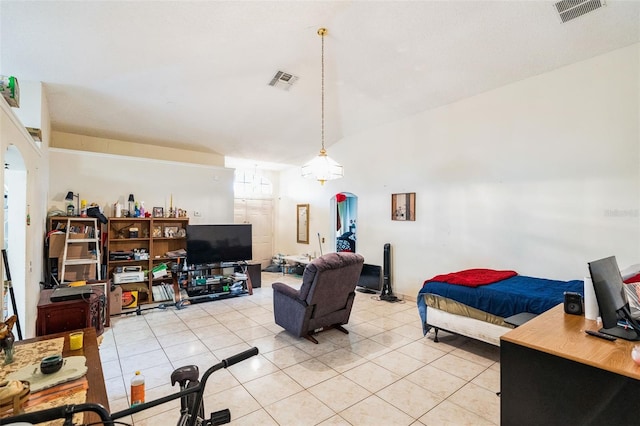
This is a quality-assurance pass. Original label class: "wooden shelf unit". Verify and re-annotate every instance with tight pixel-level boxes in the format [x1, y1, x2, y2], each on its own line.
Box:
[106, 217, 188, 306]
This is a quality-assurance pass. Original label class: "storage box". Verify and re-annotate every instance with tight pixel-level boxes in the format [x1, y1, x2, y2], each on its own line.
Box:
[68, 232, 90, 239]
[129, 228, 139, 238]
[152, 263, 168, 279]
[109, 285, 123, 315]
[56, 260, 97, 282]
[122, 290, 139, 308]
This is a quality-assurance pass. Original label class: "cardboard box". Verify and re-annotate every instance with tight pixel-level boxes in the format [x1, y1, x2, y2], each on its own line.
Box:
[49, 233, 92, 257]
[50, 233, 97, 281]
[109, 285, 123, 315]
[57, 260, 97, 281]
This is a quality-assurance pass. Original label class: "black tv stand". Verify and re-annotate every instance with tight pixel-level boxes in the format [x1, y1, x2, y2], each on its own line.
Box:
[172, 261, 253, 305]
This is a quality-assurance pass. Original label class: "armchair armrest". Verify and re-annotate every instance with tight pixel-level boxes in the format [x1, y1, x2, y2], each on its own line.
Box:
[272, 282, 301, 300]
[273, 282, 311, 337]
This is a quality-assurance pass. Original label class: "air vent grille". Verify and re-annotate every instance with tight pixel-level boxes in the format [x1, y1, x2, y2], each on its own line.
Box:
[268, 71, 298, 91]
[555, 0, 605, 23]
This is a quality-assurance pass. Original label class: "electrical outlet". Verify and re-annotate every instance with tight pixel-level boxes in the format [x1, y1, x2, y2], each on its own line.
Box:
[194, 211, 201, 217]
[322, 237, 325, 243]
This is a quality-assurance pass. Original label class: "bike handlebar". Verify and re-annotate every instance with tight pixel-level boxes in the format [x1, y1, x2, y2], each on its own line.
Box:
[222, 346, 259, 368]
[1, 402, 111, 424]
[1, 347, 260, 426]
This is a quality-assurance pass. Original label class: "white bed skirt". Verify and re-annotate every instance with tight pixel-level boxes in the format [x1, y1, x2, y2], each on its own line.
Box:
[426, 306, 512, 346]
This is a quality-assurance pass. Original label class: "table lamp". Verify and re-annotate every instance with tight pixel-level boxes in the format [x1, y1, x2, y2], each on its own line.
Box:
[65, 191, 79, 216]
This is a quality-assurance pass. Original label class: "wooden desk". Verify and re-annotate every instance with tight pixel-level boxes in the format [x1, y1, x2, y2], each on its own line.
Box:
[2, 328, 109, 424]
[500, 304, 640, 425]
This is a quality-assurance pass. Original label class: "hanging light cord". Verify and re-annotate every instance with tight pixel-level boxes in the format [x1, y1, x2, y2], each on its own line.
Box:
[320, 28, 326, 154]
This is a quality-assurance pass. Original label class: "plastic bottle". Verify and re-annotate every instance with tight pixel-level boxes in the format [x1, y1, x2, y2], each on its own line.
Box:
[139, 201, 145, 217]
[130, 371, 145, 406]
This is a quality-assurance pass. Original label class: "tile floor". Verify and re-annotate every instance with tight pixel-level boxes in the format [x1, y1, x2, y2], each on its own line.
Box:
[100, 272, 501, 425]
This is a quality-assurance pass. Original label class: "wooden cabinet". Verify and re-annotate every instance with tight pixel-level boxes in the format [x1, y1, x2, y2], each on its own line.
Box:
[106, 217, 188, 306]
[246, 262, 262, 288]
[36, 288, 105, 336]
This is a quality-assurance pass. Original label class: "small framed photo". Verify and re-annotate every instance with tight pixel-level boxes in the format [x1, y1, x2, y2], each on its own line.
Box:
[152, 225, 163, 238]
[392, 192, 416, 221]
[153, 207, 164, 218]
[164, 226, 178, 238]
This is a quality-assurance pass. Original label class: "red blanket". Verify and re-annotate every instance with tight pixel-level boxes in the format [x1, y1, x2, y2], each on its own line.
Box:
[425, 268, 518, 288]
[624, 272, 640, 284]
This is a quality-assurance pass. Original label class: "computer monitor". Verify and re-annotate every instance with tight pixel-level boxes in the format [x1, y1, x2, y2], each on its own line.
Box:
[356, 264, 382, 294]
[588, 255, 640, 341]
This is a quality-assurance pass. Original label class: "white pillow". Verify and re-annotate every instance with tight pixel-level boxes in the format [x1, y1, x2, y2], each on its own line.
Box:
[620, 263, 640, 280]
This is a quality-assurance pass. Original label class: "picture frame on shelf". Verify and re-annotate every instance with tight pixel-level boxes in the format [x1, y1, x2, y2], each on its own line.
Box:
[176, 228, 186, 238]
[164, 226, 178, 238]
[152, 225, 163, 238]
[153, 207, 164, 218]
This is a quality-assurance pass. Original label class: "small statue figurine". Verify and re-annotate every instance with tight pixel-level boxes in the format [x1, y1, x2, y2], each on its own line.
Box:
[0, 315, 17, 364]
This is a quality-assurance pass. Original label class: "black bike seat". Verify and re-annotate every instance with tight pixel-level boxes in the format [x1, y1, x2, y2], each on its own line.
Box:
[171, 365, 199, 385]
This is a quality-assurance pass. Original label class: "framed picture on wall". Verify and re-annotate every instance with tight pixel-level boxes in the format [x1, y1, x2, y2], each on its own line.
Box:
[153, 207, 164, 218]
[391, 193, 416, 221]
[297, 204, 309, 244]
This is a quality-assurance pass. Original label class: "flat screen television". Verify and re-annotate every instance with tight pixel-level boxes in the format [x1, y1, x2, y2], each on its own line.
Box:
[186, 224, 252, 265]
[357, 264, 382, 294]
[588, 255, 640, 341]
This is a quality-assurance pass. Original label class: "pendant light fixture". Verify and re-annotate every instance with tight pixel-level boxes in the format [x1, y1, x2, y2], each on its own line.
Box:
[301, 27, 344, 185]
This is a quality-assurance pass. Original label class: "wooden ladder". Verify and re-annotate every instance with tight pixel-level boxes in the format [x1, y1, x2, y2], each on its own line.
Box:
[60, 217, 102, 283]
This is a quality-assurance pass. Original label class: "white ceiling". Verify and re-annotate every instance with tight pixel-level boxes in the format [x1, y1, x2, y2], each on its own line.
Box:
[1, 1, 639, 169]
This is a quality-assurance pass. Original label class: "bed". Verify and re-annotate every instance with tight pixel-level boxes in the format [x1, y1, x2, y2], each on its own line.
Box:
[417, 268, 584, 346]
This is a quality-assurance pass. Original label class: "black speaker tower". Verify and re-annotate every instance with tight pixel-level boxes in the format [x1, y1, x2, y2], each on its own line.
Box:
[380, 243, 398, 302]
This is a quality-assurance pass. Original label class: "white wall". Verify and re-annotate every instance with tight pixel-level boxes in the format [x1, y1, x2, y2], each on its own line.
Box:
[0, 82, 50, 338]
[277, 43, 640, 300]
[49, 149, 235, 224]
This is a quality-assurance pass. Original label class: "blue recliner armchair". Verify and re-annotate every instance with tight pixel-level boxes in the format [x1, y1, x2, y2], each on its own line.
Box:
[272, 252, 364, 343]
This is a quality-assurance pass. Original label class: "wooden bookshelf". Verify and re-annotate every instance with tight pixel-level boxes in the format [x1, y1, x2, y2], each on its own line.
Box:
[106, 217, 188, 307]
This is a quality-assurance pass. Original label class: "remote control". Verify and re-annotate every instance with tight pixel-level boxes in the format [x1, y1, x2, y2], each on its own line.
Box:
[585, 329, 617, 341]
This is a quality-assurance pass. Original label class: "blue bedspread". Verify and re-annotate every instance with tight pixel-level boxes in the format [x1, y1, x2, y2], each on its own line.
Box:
[417, 275, 583, 335]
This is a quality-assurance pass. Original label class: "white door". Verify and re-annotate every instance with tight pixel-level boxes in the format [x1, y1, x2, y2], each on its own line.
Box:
[234, 198, 273, 268]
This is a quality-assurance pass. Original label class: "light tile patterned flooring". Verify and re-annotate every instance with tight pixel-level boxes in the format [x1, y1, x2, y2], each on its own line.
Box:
[100, 272, 500, 425]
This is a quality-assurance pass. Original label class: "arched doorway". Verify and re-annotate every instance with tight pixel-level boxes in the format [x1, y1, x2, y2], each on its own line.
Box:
[4, 145, 27, 338]
[332, 192, 357, 253]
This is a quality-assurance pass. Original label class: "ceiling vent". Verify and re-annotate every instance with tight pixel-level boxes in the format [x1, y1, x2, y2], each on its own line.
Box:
[554, 0, 606, 23]
[268, 71, 298, 91]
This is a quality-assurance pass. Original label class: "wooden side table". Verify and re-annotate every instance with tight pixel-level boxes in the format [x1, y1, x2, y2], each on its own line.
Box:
[36, 288, 105, 337]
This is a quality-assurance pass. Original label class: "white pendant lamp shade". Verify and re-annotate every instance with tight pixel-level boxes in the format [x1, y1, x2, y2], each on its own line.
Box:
[301, 148, 344, 185]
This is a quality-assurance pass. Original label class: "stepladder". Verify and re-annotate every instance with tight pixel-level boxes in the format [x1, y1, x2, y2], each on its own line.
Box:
[60, 218, 102, 283]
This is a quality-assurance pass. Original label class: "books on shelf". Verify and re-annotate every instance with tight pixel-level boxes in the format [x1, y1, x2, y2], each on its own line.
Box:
[152, 283, 175, 301]
[54, 222, 98, 238]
